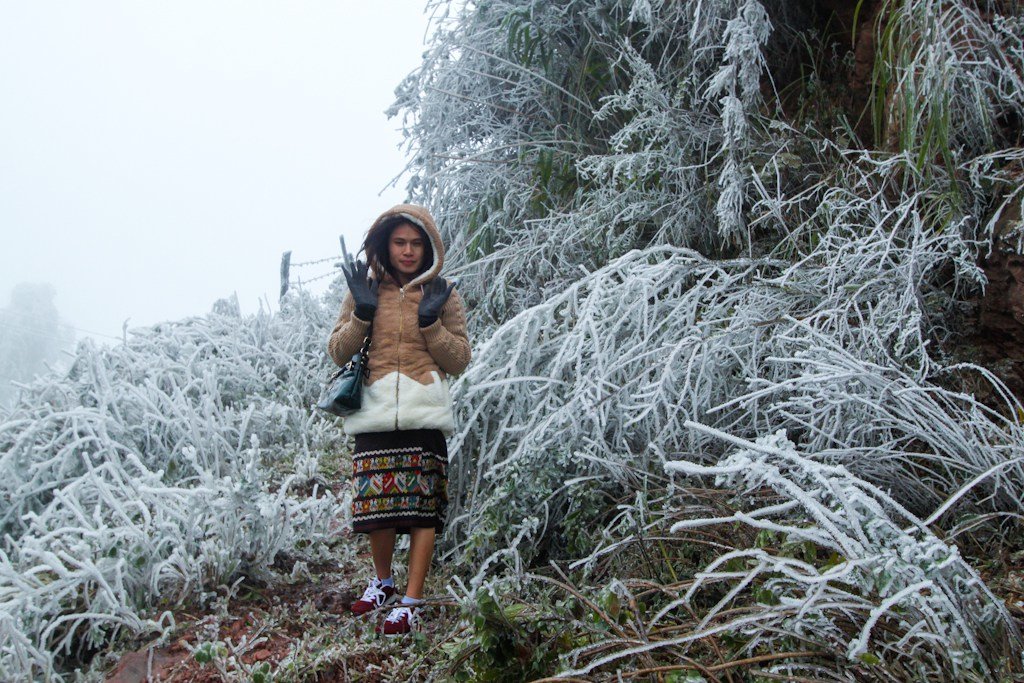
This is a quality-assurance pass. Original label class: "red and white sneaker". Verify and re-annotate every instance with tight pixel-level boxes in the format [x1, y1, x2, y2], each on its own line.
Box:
[378, 605, 419, 636]
[351, 578, 396, 615]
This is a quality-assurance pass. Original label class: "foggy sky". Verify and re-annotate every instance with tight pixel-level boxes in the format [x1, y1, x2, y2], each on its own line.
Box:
[0, 1, 430, 345]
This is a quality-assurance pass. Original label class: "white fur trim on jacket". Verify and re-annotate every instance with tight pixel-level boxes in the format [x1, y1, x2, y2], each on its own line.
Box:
[343, 371, 456, 436]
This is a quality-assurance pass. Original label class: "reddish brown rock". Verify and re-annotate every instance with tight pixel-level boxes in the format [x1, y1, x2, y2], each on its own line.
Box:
[981, 246, 1024, 334]
[959, 202, 1024, 403]
[106, 647, 179, 683]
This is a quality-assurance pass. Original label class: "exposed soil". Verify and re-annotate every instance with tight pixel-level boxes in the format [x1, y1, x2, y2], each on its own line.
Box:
[815, 0, 883, 143]
[956, 203, 1024, 404]
[103, 555, 357, 683]
[100, 531, 464, 683]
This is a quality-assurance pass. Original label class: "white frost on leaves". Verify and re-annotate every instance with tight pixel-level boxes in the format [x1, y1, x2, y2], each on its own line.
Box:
[393, 0, 1024, 677]
[661, 423, 1022, 679]
[705, 0, 771, 240]
[0, 290, 347, 680]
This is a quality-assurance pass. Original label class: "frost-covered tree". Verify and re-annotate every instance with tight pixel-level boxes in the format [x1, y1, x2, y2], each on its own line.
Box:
[390, 0, 1024, 677]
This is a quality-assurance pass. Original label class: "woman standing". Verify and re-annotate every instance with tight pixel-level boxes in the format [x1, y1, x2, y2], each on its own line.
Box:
[327, 204, 471, 635]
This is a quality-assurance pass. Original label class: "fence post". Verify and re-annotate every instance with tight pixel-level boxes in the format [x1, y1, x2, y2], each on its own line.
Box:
[280, 251, 292, 301]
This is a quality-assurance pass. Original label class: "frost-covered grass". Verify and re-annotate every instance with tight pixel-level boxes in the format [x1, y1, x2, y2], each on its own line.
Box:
[445, 426, 1022, 680]
[658, 424, 1022, 680]
[0, 291, 348, 680]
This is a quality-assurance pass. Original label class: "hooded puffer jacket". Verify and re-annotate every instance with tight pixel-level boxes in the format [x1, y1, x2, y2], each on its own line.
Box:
[327, 204, 471, 436]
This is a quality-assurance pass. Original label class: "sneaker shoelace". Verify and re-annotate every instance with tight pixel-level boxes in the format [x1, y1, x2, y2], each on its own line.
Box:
[385, 606, 414, 624]
[359, 579, 386, 605]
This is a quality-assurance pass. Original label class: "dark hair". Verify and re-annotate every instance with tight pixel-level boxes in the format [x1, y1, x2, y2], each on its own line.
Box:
[363, 217, 434, 283]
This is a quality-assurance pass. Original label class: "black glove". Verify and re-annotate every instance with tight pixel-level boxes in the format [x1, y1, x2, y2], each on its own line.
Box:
[418, 277, 455, 328]
[341, 259, 379, 322]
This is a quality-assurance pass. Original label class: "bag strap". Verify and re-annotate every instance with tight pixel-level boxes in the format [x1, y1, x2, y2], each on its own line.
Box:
[357, 324, 372, 377]
[359, 324, 372, 357]
[328, 324, 373, 380]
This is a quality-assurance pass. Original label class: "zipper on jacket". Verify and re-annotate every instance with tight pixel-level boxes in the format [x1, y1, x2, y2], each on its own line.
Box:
[395, 286, 404, 430]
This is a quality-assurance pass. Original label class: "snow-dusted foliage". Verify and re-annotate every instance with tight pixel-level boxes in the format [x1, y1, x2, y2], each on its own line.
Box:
[0, 290, 346, 680]
[662, 425, 1021, 680]
[392, 0, 786, 318]
[447, 238, 1024, 559]
[872, 0, 1024, 161]
[552, 424, 1022, 679]
[392, 0, 1024, 676]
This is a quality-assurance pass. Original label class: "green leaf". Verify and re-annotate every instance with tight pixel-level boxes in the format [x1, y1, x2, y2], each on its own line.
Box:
[755, 588, 779, 605]
[503, 603, 527, 620]
[193, 641, 217, 664]
[859, 652, 881, 665]
[601, 591, 621, 620]
[251, 662, 271, 683]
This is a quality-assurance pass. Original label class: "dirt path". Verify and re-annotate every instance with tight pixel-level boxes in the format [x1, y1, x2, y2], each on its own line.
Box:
[103, 543, 462, 682]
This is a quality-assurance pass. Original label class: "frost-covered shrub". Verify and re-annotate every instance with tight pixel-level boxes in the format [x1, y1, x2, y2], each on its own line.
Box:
[448, 238, 1024, 563]
[392, 0, 1024, 675]
[0, 288, 347, 680]
[0, 442, 335, 680]
[551, 424, 1023, 679]
[872, 0, 1024, 160]
[0, 290, 341, 540]
[658, 425, 1023, 680]
[392, 0, 788, 323]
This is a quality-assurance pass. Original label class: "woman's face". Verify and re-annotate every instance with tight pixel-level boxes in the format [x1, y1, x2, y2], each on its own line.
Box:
[388, 223, 426, 282]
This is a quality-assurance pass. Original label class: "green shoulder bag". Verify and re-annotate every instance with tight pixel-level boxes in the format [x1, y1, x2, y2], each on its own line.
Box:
[317, 328, 371, 417]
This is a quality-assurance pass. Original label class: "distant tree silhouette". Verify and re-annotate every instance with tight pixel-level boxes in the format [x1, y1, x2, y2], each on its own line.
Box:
[0, 283, 74, 406]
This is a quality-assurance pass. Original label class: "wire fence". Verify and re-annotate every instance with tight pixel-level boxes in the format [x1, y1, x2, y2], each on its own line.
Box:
[288, 269, 340, 287]
[282, 246, 345, 298]
[290, 255, 341, 268]
[0, 313, 124, 342]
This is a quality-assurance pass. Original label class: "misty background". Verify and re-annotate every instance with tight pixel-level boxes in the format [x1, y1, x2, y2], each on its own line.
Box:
[0, 1, 429, 403]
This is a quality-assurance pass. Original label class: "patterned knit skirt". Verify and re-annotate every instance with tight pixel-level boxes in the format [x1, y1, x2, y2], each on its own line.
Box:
[351, 429, 448, 534]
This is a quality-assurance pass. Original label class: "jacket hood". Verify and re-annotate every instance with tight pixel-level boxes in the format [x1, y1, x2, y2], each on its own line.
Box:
[366, 204, 444, 288]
